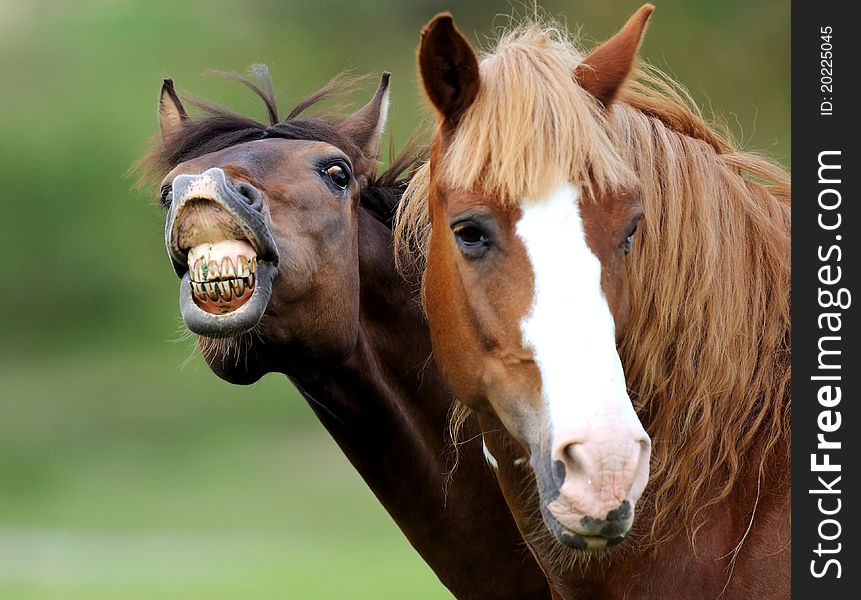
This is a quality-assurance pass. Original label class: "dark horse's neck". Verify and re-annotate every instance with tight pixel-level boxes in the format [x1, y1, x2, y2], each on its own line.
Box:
[276, 208, 549, 600]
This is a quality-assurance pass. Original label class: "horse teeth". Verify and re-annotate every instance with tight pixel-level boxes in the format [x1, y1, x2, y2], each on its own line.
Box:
[206, 283, 219, 301]
[250, 257, 257, 273]
[208, 260, 220, 280]
[219, 281, 232, 300]
[232, 279, 245, 297]
[238, 256, 250, 277]
[222, 257, 235, 278]
[248, 274, 256, 288]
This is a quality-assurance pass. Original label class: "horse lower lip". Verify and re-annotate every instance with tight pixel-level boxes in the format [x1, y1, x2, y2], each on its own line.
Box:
[557, 526, 624, 551]
[569, 534, 611, 550]
[177, 258, 276, 338]
[581, 535, 607, 547]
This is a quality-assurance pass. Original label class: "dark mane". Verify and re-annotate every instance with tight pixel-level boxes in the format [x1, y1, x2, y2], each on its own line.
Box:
[364, 136, 427, 226]
[137, 66, 424, 227]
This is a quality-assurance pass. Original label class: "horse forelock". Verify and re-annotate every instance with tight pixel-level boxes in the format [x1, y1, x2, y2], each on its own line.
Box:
[442, 24, 634, 205]
[396, 18, 791, 552]
[393, 23, 634, 275]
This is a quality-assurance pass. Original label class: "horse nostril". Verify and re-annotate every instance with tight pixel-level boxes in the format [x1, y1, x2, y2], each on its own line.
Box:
[552, 459, 566, 488]
[551, 442, 589, 490]
[236, 182, 264, 212]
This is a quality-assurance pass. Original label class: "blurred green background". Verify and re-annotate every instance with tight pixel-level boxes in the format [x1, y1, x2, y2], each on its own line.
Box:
[0, 1, 788, 598]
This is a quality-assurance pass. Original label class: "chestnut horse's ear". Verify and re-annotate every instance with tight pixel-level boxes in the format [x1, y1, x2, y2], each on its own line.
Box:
[159, 79, 189, 139]
[574, 4, 654, 107]
[418, 13, 480, 125]
[341, 72, 391, 160]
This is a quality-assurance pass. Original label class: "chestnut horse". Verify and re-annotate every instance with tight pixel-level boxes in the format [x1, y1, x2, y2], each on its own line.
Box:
[139, 69, 550, 599]
[396, 6, 790, 598]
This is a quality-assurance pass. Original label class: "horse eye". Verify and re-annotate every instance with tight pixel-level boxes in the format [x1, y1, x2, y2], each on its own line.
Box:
[622, 221, 639, 254]
[324, 164, 350, 189]
[452, 222, 492, 258]
[159, 184, 173, 207]
[623, 235, 633, 253]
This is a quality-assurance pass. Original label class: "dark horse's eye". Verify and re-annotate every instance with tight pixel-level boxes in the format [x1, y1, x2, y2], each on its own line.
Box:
[159, 184, 172, 207]
[323, 164, 350, 189]
[452, 221, 492, 258]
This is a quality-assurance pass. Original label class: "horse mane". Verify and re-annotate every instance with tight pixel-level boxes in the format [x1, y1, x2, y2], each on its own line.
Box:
[363, 136, 427, 227]
[394, 23, 791, 548]
[135, 67, 421, 227]
[612, 67, 791, 546]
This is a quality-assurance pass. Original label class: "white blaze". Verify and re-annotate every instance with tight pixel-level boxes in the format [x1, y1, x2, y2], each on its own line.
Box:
[515, 183, 644, 453]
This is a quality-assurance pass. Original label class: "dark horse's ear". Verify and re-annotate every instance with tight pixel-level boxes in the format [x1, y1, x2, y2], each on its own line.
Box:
[159, 79, 189, 139]
[418, 13, 480, 126]
[574, 4, 653, 108]
[341, 72, 391, 160]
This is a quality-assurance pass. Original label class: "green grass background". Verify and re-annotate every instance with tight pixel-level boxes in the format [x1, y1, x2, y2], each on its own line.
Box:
[0, 1, 787, 598]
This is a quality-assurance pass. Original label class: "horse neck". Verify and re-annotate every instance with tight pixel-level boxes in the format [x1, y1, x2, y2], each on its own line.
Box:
[279, 207, 447, 496]
[282, 207, 552, 600]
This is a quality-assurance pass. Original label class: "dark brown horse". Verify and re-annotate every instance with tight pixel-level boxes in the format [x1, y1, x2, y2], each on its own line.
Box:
[397, 6, 790, 598]
[139, 70, 550, 599]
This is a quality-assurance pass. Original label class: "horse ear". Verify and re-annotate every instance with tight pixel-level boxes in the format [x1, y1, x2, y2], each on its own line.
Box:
[574, 4, 653, 107]
[341, 72, 391, 160]
[159, 79, 189, 139]
[418, 13, 480, 125]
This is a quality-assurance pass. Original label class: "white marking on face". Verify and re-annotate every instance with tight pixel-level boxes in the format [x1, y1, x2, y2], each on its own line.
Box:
[482, 436, 499, 470]
[515, 183, 644, 451]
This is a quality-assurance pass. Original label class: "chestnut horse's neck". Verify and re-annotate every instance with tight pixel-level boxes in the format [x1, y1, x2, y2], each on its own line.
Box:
[276, 207, 550, 600]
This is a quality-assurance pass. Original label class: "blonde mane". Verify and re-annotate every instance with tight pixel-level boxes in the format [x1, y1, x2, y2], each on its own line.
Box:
[395, 22, 791, 547]
[613, 69, 790, 545]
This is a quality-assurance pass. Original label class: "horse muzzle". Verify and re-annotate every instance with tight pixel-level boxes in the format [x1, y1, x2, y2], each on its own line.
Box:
[532, 428, 650, 551]
[164, 167, 280, 337]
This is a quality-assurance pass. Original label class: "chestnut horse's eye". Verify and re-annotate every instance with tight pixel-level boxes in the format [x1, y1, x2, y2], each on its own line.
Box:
[452, 221, 492, 258]
[622, 220, 639, 254]
[323, 164, 350, 189]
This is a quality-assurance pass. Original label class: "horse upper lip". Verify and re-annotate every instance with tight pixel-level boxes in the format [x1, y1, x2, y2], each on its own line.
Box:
[164, 168, 280, 278]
